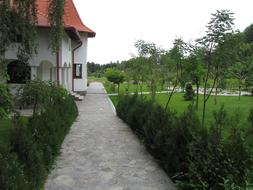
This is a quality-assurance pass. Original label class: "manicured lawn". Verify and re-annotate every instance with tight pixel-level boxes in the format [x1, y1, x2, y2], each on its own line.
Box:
[88, 76, 107, 83]
[104, 82, 167, 94]
[89, 76, 246, 94]
[110, 93, 253, 128]
[156, 93, 253, 127]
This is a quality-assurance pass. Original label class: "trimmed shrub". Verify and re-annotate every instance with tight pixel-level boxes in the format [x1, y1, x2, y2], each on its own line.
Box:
[0, 81, 78, 189]
[183, 83, 195, 101]
[116, 95, 252, 190]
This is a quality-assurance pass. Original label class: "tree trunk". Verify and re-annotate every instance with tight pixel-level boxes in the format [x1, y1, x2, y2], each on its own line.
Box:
[118, 84, 120, 95]
[33, 101, 37, 115]
[239, 84, 241, 101]
[165, 81, 177, 111]
[196, 82, 199, 111]
[202, 72, 209, 128]
[214, 86, 218, 105]
[151, 79, 156, 102]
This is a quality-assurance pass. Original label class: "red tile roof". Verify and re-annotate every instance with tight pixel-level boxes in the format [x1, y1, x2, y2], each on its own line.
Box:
[37, 0, 95, 37]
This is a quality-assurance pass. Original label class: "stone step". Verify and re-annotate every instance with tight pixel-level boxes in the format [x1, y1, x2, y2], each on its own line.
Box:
[69, 91, 84, 101]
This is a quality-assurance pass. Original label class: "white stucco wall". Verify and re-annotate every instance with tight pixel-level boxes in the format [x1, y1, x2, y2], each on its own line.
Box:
[60, 33, 72, 90]
[31, 28, 56, 67]
[73, 33, 88, 92]
[3, 28, 89, 94]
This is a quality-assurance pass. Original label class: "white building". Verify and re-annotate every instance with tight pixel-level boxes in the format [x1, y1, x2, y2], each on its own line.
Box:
[3, 0, 95, 94]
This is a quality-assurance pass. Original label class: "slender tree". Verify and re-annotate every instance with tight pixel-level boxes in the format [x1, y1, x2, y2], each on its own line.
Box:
[135, 40, 162, 102]
[198, 10, 234, 128]
[184, 45, 205, 110]
[165, 38, 186, 110]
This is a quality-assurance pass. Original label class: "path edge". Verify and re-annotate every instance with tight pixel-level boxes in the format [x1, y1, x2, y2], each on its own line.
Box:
[102, 84, 116, 115]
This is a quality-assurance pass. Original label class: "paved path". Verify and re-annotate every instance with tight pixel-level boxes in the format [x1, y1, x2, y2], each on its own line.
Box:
[45, 82, 176, 190]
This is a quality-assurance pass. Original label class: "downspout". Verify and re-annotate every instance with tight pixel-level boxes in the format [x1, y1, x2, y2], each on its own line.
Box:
[72, 41, 83, 91]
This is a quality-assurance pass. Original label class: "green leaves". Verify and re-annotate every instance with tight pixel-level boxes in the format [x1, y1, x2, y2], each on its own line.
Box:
[0, 0, 37, 63]
[0, 84, 13, 119]
[117, 95, 253, 189]
[105, 68, 125, 85]
[49, 0, 65, 52]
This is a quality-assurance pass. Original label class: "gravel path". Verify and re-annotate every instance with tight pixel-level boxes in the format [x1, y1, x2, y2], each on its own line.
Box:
[45, 82, 176, 190]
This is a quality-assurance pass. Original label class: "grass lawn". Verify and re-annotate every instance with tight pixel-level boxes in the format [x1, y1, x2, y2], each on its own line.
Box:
[88, 76, 107, 83]
[110, 93, 253, 128]
[88, 76, 246, 94]
[104, 82, 167, 94]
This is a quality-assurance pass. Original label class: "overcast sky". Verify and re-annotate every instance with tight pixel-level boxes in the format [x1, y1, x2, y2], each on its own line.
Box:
[73, 0, 253, 64]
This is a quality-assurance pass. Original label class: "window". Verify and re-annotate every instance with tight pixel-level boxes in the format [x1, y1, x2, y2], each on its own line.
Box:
[74, 64, 82, 78]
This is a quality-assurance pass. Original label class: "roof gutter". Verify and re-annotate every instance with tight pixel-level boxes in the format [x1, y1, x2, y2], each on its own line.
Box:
[65, 27, 82, 43]
[72, 41, 83, 91]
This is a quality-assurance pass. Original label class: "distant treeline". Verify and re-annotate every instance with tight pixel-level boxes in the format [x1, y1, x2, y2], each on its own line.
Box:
[87, 61, 124, 77]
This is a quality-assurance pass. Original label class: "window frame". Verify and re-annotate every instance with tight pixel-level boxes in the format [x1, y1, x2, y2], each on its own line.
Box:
[73, 63, 82, 79]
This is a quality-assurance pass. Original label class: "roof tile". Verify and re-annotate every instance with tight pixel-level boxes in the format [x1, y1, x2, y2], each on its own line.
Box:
[37, 0, 95, 37]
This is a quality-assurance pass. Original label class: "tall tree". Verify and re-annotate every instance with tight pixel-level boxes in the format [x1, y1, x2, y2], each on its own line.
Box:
[135, 40, 162, 102]
[229, 37, 253, 100]
[244, 24, 253, 44]
[184, 44, 205, 110]
[198, 10, 234, 128]
[165, 38, 186, 110]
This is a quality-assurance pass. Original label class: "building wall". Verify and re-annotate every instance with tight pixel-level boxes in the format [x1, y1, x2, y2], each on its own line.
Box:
[73, 33, 88, 92]
[3, 28, 89, 94]
[60, 33, 72, 90]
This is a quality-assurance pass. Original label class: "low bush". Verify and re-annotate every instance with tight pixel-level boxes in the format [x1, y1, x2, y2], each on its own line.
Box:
[116, 95, 253, 190]
[0, 81, 78, 189]
[183, 83, 195, 101]
[0, 84, 13, 118]
[249, 108, 253, 128]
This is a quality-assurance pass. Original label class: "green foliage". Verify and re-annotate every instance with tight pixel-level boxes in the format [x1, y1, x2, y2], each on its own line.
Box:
[18, 79, 51, 114]
[49, 0, 65, 52]
[249, 108, 253, 128]
[0, 84, 13, 118]
[183, 83, 195, 101]
[0, 0, 37, 62]
[0, 81, 78, 189]
[105, 68, 125, 85]
[0, 153, 29, 190]
[198, 9, 235, 128]
[135, 40, 163, 101]
[116, 95, 252, 190]
[105, 68, 125, 93]
[244, 24, 253, 44]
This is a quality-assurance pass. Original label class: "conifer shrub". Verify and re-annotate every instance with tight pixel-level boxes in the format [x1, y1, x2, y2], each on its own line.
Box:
[183, 82, 195, 101]
[116, 95, 252, 190]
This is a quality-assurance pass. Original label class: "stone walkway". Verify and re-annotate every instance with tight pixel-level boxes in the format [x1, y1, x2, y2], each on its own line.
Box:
[45, 82, 176, 190]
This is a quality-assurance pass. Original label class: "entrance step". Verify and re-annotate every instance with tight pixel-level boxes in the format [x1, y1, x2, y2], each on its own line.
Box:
[69, 91, 84, 101]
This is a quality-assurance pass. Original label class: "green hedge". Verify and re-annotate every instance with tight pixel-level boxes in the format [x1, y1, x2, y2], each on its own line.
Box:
[0, 82, 78, 189]
[116, 94, 253, 190]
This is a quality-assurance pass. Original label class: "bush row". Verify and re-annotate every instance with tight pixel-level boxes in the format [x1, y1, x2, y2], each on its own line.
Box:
[116, 94, 253, 190]
[0, 81, 78, 189]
